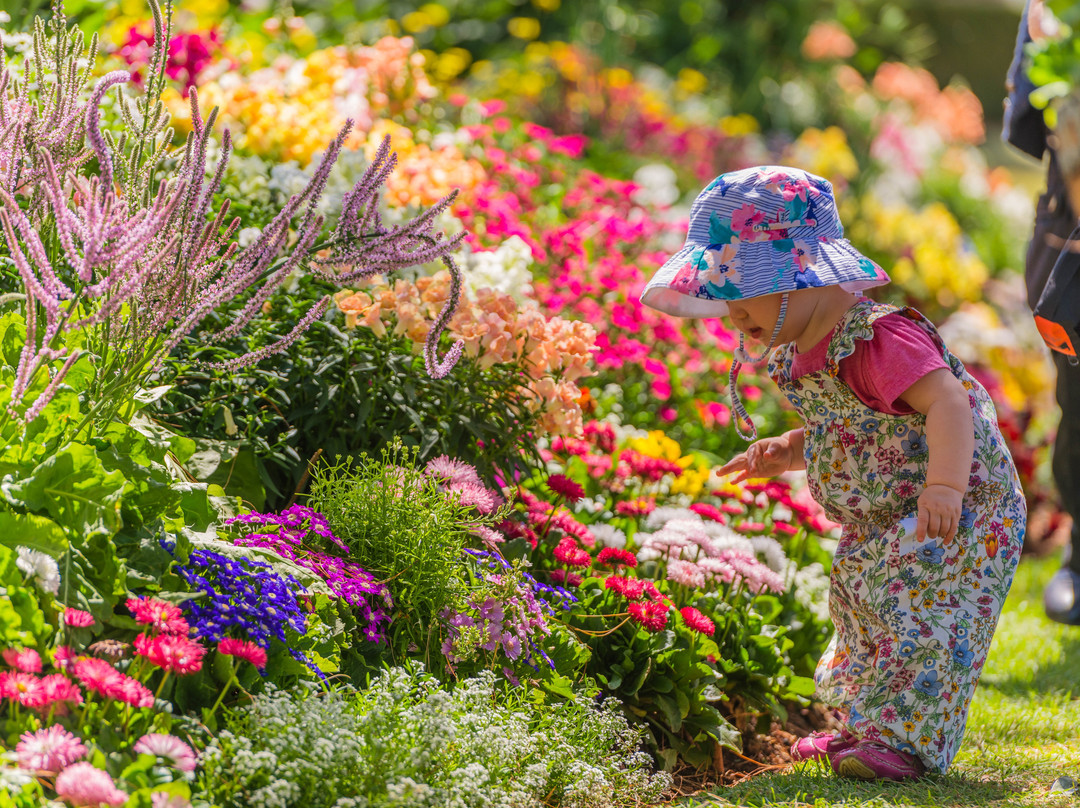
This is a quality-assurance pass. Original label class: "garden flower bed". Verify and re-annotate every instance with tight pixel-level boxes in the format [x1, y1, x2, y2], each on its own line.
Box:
[0, 1, 1061, 805]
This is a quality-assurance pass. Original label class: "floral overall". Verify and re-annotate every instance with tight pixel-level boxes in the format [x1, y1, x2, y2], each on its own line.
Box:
[768, 301, 1025, 772]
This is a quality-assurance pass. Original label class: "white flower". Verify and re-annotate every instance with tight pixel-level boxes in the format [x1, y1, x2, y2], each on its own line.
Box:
[16, 547, 60, 595]
[631, 164, 679, 209]
[589, 524, 626, 550]
[237, 227, 262, 248]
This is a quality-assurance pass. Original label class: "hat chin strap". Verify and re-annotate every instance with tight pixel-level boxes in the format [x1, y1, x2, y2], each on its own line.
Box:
[728, 293, 789, 441]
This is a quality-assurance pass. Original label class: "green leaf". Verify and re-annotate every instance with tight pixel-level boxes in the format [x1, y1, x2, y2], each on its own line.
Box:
[654, 693, 683, 732]
[0, 509, 68, 557]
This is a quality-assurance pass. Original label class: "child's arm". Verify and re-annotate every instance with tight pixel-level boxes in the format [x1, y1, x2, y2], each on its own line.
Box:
[897, 368, 974, 543]
[717, 428, 805, 483]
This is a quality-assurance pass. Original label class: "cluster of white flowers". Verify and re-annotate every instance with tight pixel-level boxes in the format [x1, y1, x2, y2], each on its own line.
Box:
[457, 236, 534, 302]
[15, 546, 60, 595]
[201, 667, 671, 807]
[785, 560, 832, 624]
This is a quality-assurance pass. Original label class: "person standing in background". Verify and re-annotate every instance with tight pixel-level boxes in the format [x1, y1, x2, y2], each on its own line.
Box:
[1004, 0, 1080, 624]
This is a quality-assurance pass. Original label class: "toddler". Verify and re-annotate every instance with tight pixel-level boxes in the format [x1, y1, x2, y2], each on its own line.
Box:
[640, 166, 1025, 780]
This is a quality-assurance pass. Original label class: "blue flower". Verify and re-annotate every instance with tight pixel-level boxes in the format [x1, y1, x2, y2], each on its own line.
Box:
[898, 640, 917, 658]
[951, 639, 974, 667]
[959, 505, 976, 530]
[902, 431, 928, 457]
[861, 418, 880, 433]
[914, 669, 943, 697]
[916, 541, 944, 564]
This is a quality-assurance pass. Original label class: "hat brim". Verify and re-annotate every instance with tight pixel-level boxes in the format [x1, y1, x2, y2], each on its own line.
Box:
[640, 237, 890, 318]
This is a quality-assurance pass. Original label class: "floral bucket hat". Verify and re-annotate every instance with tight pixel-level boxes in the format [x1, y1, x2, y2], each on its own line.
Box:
[640, 165, 889, 318]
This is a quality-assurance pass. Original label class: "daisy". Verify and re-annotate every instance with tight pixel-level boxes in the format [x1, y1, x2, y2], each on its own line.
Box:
[133, 733, 198, 772]
[15, 725, 87, 773]
[15, 547, 60, 595]
[54, 762, 128, 807]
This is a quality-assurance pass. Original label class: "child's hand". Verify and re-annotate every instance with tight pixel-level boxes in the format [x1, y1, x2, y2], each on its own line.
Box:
[915, 483, 963, 543]
[717, 436, 793, 483]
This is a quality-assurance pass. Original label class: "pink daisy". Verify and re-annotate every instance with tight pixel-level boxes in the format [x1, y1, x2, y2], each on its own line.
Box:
[0, 671, 46, 709]
[16, 725, 88, 773]
[72, 657, 123, 699]
[54, 762, 128, 807]
[545, 474, 584, 503]
[134, 633, 205, 675]
[38, 674, 84, 714]
[133, 733, 198, 773]
[52, 645, 78, 673]
[111, 674, 154, 709]
[424, 455, 481, 487]
[2, 647, 42, 673]
[596, 547, 638, 568]
[63, 608, 96, 628]
[552, 537, 591, 568]
[126, 597, 189, 635]
[680, 606, 716, 637]
[474, 526, 505, 550]
[449, 481, 500, 514]
[217, 638, 268, 670]
[604, 576, 646, 600]
[628, 601, 669, 632]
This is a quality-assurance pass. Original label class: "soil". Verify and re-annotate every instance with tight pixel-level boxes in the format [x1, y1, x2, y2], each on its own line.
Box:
[662, 701, 842, 799]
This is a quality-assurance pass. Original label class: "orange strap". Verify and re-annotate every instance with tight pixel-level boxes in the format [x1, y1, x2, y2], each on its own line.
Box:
[1035, 315, 1077, 357]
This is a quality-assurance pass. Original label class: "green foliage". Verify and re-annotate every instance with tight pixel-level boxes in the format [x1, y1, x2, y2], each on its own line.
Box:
[306, 443, 487, 667]
[153, 276, 544, 511]
[198, 666, 672, 808]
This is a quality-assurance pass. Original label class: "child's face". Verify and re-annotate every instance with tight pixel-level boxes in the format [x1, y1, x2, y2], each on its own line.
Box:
[726, 293, 792, 344]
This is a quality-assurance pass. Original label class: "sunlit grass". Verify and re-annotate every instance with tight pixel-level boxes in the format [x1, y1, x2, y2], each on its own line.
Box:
[678, 555, 1080, 808]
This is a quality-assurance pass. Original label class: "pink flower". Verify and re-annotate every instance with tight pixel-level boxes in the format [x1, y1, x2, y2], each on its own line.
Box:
[604, 576, 646, 600]
[72, 657, 122, 699]
[0, 671, 46, 709]
[680, 606, 716, 636]
[16, 725, 88, 773]
[63, 608, 96, 628]
[54, 762, 128, 807]
[53, 645, 77, 673]
[596, 547, 638, 568]
[546, 474, 585, 503]
[449, 481, 500, 514]
[628, 601, 669, 632]
[134, 633, 206, 675]
[424, 455, 481, 487]
[152, 794, 193, 808]
[126, 597, 189, 635]
[38, 674, 84, 714]
[134, 733, 198, 772]
[111, 675, 155, 709]
[217, 638, 268, 670]
[548, 569, 583, 587]
[3, 647, 42, 673]
[552, 537, 591, 568]
[689, 502, 725, 523]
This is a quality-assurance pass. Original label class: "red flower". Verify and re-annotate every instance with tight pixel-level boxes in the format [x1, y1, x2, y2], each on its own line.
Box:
[218, 638, 268, 670]
[680, 606, 716, 636]
[719, 503, 744, 515]
[689, 502, 725, 523]
[63, 608, 95, 628]
[549, 569, 583, 587]
[615, 498, 656, 517]
[552, 537, 592, 568]
[127, 597, 189, 635]
[3, 647, 42, 673]
[134, 633, 205, 675]
[546, 474, 585, 503]
[596, 547, 638, 568]
[628, 601, 669, 632]
[604, 576, 645, 600]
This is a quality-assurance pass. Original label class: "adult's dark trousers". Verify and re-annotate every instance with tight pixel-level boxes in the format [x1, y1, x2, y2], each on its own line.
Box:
[1028, 153, 1080, 567]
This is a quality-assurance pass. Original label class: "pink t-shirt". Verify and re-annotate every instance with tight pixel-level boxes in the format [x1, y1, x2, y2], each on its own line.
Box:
[788, 312, 949, 415]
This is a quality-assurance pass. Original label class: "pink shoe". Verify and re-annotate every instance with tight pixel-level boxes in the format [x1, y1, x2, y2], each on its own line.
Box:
[789, 729, 857, 763]
[831, 740, 926, 781]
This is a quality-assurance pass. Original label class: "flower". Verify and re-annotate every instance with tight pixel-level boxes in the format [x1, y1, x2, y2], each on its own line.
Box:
[552, 537, 591, 568]
[628, 600, 669, 632]
[2, 647, 42, 673]
[134, 633, 206, 675]
[217, 638, 268, 670]
[15, 725, 88, 773]
[38, 674, 84, 714]
[72, 657, 153, 708]
[596, 547, 638, 568]
[546, 474, 584, 503]
[54, 762, 128, 807]
[424, 455, 482, 487]
[151, 794, 193, 808]
[0, 671, 45, 709]
[604, 576, 646, 600]
[127, 597, 190, 635]
[63, 609, 96, 628]
[15, 547, 60, 595]
[133, 733, 198, 773]
[680, 606, 716, 636]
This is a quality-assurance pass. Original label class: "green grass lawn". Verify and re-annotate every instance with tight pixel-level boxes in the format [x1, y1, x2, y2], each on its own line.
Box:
[683, 554, 1080, 808]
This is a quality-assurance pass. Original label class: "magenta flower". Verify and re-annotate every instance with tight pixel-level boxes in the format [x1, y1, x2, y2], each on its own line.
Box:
[2, 647, 42, 673]
[680, 606, 716, 637]
[217, 638, 268, 670]
[545, 474, 584, 503]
